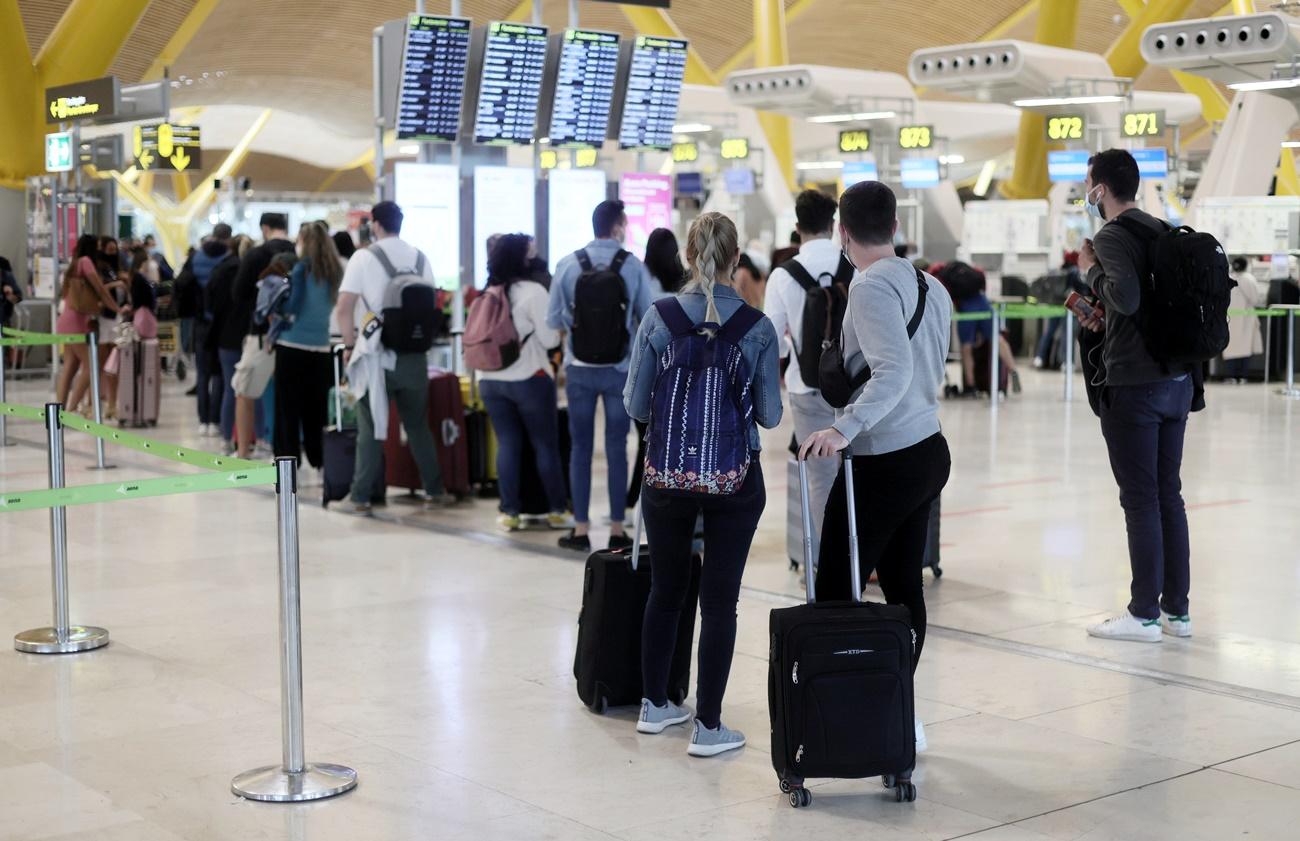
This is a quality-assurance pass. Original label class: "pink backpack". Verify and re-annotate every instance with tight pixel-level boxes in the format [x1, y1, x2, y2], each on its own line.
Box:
[463, 284, 528, 372]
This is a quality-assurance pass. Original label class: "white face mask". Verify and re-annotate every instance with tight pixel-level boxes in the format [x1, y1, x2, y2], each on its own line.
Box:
[1084, 186, 1106, 221]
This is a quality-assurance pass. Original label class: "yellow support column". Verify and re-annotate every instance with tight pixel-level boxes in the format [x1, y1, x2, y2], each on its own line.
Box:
[1276, 150, 1300, 197]
[752, 0, 796, 193]
[0, 3, 40, 184]
[140, 0, 221, 81]
[1106, 0, 1194, 80]
[1001, 0, 1081, 200]
[34, 0, 152, 87]
[1232, 0, 1255, 13]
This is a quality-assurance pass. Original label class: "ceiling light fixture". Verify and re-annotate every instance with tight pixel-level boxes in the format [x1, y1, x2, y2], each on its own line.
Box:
[672, 122, 713, 133]
[795, 160, 845, 171]
[807, 110, 897, 124]
[1012, 95, 1126, 107]
[1229, 78, 1300, 92]
[1282, 140, 1300, 148]
[939, 154, 966, 165]
[398, 144, 420, 155]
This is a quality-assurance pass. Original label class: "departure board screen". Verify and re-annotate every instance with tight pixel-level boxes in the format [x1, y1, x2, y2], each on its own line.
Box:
[397, 15, 472, 141]
[547, 29, 620, 148]
[473, 21, 548, 145]
[617, 36, 688, 150]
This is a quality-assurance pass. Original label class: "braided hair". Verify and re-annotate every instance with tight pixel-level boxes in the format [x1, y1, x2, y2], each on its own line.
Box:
[684, 212, 739, 324]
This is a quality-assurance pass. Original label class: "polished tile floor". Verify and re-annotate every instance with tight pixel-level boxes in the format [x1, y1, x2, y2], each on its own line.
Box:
[0, 366, 1297, 840]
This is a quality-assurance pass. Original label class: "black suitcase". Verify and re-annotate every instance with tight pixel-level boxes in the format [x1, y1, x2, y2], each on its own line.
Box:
[574, 506, 701, 713]
[519, 406, 571, 516]
[323, 346, 384, 508]
[769, 455, 918, 809]
[922, 497, 942, 578]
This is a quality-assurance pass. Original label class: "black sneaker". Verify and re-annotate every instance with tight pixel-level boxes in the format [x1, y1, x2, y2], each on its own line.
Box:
[608, 533, 634, 551]
[558, 530, 592, 552]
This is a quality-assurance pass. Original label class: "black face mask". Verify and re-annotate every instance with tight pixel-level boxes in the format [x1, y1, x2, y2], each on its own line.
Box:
[101, 252, 119, 271]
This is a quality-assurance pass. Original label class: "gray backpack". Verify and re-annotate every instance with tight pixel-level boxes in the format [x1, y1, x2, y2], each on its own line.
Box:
[366, 246, 439, 353]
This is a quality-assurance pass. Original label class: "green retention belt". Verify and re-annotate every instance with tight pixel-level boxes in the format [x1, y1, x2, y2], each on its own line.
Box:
[56, 412, 266, 472]
[1, 403, 45, 421]
[0, 328, 85, 347]
[0, 466, 278, 513]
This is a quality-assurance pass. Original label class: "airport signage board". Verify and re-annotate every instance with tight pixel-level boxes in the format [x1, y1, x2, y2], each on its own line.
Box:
[839, 129, 871, 154]
[842, 160, 879, 186]
[45, 132, 74, 173]
[1047, 149, 1089, 183]
[619, 172, 672, 257]
[1132, 147, 1168, 179]
[473, 22, 549, 145]
[132, 123, 201, 172]
[545, 29, 620, 148]
[900, 157, 941, 189]
[723, 167, 755, 195]
[671, 142, 698, 163]
[574, 148, 599, 167]
[45, 76, 119, 124]
[1046, 114, 1086, 142]
[396, 15, 472, 141]
[720, 138, 749, 160]
[615, 36, 688, 150]
[1121, 109, 1165, 138]
[675, 171, 704, 195]
[898, 125, 933, 150]
[539, 150, 560, 170]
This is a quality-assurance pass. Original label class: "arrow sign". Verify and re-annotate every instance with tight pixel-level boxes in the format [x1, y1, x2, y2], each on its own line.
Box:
[49, 101, 58, 118]
[138, 148, 155, 168]
[170, 147, 191, 171]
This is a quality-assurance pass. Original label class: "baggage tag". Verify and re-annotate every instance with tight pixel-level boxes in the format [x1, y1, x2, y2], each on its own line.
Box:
[361, 311, 382, 340]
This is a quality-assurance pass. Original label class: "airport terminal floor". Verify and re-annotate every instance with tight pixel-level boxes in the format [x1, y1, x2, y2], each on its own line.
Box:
[0, 369, 1297, 841]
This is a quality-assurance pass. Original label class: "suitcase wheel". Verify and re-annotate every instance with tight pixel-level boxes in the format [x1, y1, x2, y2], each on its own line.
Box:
[882, 774, 896, 788]
[931, 564, 943, 579]
[894, 782, 917, 803]
[789, 558, 799, 572]
[787, 788, 812, 808]
[595, 696, 609, 715]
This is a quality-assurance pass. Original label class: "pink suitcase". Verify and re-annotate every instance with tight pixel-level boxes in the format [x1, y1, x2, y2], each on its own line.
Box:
[117, 339, 161, 427]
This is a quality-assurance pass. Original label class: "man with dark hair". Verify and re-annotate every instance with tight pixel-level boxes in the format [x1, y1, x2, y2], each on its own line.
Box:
[799, 180, 952, 753]
[547, 199, 651, 551]
[1076, 148, 1197, 644]
[336, 201, 452, 512]
[765, 189, 846, 564]
[178, 222, 232, 436]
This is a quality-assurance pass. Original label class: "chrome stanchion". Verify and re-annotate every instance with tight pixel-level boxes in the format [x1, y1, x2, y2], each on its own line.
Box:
[14, 403, 109, 654]
[989, 307, 1000, 417]
[86, 332, 112, 470]
[0, 345, 9, 446]
[1265, 313, 1272, 388]
[1063, 314, 1075, 404]
[1284, 307, 1300, 399]
[842, 452, 862, 602]
[232, 458, 357, 802]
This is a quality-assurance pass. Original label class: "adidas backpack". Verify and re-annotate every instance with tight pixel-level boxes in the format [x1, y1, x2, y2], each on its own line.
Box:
[1113, 217, 1234, 365]
[368, 245, 439, 353]
[570, 249, 631, 364]
[779, 253, 854, 391]
[463, 284, 530, 372]
[643, 298, 763, 496]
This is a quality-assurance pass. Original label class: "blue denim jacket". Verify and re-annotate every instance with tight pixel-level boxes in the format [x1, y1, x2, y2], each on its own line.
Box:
[276, 261, 335, 349]
[623, 284, 783, 452]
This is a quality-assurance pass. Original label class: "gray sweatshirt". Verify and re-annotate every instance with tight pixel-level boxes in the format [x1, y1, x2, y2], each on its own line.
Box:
[833, 256, 953, 456]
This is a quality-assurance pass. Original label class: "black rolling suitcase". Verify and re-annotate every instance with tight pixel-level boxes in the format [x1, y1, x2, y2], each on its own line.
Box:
[519, 407, 571, 516]
[769, 455, 918, 809]
[323, 345, 383, 507]
[574, 505, 701, 713]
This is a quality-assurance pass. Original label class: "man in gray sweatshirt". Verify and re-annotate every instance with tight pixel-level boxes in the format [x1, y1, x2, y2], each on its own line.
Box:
[799, 181, 953, 752]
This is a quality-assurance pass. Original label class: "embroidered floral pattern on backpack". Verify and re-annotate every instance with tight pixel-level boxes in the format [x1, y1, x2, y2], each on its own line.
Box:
[644, 463, 749, 495]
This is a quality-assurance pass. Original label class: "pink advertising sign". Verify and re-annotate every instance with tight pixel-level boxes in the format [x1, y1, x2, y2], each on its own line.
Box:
[618, 172, 672, 259]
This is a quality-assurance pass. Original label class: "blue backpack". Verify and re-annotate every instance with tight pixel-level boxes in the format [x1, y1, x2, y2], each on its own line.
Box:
[644, 297, 764, 496]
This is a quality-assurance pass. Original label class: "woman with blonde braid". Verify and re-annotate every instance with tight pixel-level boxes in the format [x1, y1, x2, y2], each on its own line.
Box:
[623, 212, 782, 757]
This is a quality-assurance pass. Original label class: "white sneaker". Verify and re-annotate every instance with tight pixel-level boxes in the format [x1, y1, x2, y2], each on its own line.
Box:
[687, 720, 746, 757]
[1087, 612, 1163, 643]
[915, 717, 927, 753]
[1161, 611, 1192, 638]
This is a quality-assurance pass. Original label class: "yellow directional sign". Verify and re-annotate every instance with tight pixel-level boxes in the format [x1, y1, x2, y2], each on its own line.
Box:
[45, 76, 119, 125]
[720, 138, 749, 160]
[839, 129, 871, 154]
[672, 142, 698, 163]
[1046, 115, 1086, 142]
[133, 123, 202, 172]
[898, 125, 933, 150]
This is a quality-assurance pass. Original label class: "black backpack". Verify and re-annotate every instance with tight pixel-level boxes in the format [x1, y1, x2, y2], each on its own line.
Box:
[368, 246, 439, 353]
[780, 255, 855, 391]
[571, 249, 631, 364]
[1113, 216, 1235, 365]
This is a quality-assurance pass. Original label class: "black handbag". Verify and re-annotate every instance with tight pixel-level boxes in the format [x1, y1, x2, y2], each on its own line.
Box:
[818, 266, 929, 409]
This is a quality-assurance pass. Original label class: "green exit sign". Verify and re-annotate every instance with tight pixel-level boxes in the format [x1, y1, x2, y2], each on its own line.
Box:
[45, 131, 73, 172]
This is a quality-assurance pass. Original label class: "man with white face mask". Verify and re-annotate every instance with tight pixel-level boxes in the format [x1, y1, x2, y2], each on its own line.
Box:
[1076, 149, 1197, 645]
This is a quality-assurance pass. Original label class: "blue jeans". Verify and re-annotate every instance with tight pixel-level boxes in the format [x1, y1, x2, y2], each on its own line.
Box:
[1100, 376, 1193, 620]
[481, 374, 568, 516]
[1037, 317, 1062, 362]
[565, 365, 631, 526]
[218, 348, 240, 441]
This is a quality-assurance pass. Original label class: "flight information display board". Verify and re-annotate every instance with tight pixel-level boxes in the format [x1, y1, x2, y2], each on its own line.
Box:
[616, 36, 688, 150]
[396, 15, 472, 141]
[473, 22, 548, 145]
[546, 29, 621, 148]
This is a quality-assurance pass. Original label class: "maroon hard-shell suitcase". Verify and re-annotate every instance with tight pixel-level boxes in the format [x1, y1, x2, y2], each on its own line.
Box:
[117, 339, 161, 427]
[384, 370, 471, 496]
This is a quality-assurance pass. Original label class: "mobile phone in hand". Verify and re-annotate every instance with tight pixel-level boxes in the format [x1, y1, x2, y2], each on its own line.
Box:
[1066, 291, 1104, 326]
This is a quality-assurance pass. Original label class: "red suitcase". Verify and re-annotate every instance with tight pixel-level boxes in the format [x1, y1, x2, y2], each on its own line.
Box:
[117, 339, 161, 427]
[385, 370, 471, 496]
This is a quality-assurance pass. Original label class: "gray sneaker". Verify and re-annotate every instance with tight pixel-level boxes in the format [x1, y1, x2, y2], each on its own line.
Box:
[688, 720, 746, 757]
[636, 698, 691, 734]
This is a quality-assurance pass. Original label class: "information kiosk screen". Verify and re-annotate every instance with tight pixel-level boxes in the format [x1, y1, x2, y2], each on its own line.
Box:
[397, 15, 472, 142]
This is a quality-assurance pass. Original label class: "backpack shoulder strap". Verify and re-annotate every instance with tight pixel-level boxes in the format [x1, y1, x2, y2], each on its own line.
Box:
[780, 259, 817, 291]
[413, 250, 427, 277]
[654, 297, 695, 337]
[610, 249, 631, 274]
[575, 249, 593, 272]
[719, 303, 764, 345]
[833, 252, 856, 286]
[1111, 214, 1163, 242]
[368, 244, 400, 279]
[905, 268, 929, 339]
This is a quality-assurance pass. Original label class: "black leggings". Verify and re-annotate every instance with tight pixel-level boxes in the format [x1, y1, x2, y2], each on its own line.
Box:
[815, 434, 951, 669]
[273, 345, 333, 468]
[641, 462, 765, 729]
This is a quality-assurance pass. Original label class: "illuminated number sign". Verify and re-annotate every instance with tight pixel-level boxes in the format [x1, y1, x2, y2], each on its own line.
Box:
[897, 125, 933, 150]
[839, 129, 871, 153]
[1121, 109, 1165, 138]
[720, 138, 749, 160]
[574, 148, 599, 168]
[671, 142, 698, 163]
[1046, 115, 1086, 142]
[539, 150, 559, 170]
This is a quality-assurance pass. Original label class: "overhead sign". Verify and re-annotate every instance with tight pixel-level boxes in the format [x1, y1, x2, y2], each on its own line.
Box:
[133, 123, 202, 172]
[723, 167, 755, 195]
[1047, 149, 1089, 183]
[898, 125, 933, 150]
[1132, 147, 1169, 179]
[544, 29, 621, 148]
[473, 21, 549, 146]
[45, 76, 119, 124]
[900, 157, 941, 189]
[842, 160, 879, 186]
[615, 36, 688, 150]
[397, 15, 472, 141]
[45, 132, 74, 173]
[1046, 114, 1086, 142]
[1121, 109, 1165, 138]
[539, 149, 559, 170]
[620, 173, 673, 257]
[720, 138, 749, 160]
[574, 147, 599, 168]
[839, 129, 871, 154]
[675, 171, 704, 195]
[671, 141, 698, 163]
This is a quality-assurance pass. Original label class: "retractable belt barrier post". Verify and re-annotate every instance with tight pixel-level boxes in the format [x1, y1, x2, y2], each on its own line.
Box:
[1063, 314, 1075, 403]
[13, 403, 110, 654]
[0, 345, 7, 447]
[1275, 305, 1300, 399]
[232, 457, 358, 803]
[85, 332, 112, 471]
[989, 305, 1001, 417]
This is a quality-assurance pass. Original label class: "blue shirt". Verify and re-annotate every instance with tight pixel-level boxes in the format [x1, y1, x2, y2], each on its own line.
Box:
[546, 239, 652, 372]
[276, 261, 335, 350]
[624, 284, 783, 452]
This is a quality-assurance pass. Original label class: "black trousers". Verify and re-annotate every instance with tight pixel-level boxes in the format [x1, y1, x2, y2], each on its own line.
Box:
[815, 434, 951, 669]
[641, 462, 765, 729]
[273, 345, 333, 468]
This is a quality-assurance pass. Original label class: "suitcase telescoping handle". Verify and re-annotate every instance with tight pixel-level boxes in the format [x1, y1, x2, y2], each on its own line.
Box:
[798, 451, 862, 605]
[630, 498, 644, 572]
[332, 343, 346, 432]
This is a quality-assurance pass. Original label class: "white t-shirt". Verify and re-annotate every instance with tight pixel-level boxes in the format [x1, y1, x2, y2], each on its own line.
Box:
[339, 238, 436, 325]
[764, 237, 843, 395]
[478, 280, 561, 382]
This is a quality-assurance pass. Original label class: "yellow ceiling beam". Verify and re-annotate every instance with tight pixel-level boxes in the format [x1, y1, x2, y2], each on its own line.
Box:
[717, 0, 819, 78]
[620, 6, 718, 86]
[752, 0, 795, 193]
[34, 0, 151, 87]
[1277, 150, 1300, 196]
[140, 0, 221, 81]
[1106, 0, 1194, 80]
[1232, 0, 1254, 13]
[0, 2, 40, 182]
[981, 0, 1042, 41]
[171, 172, 192, 202]
[180, 108, 272, 221]
[505, 0, 532, 23]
